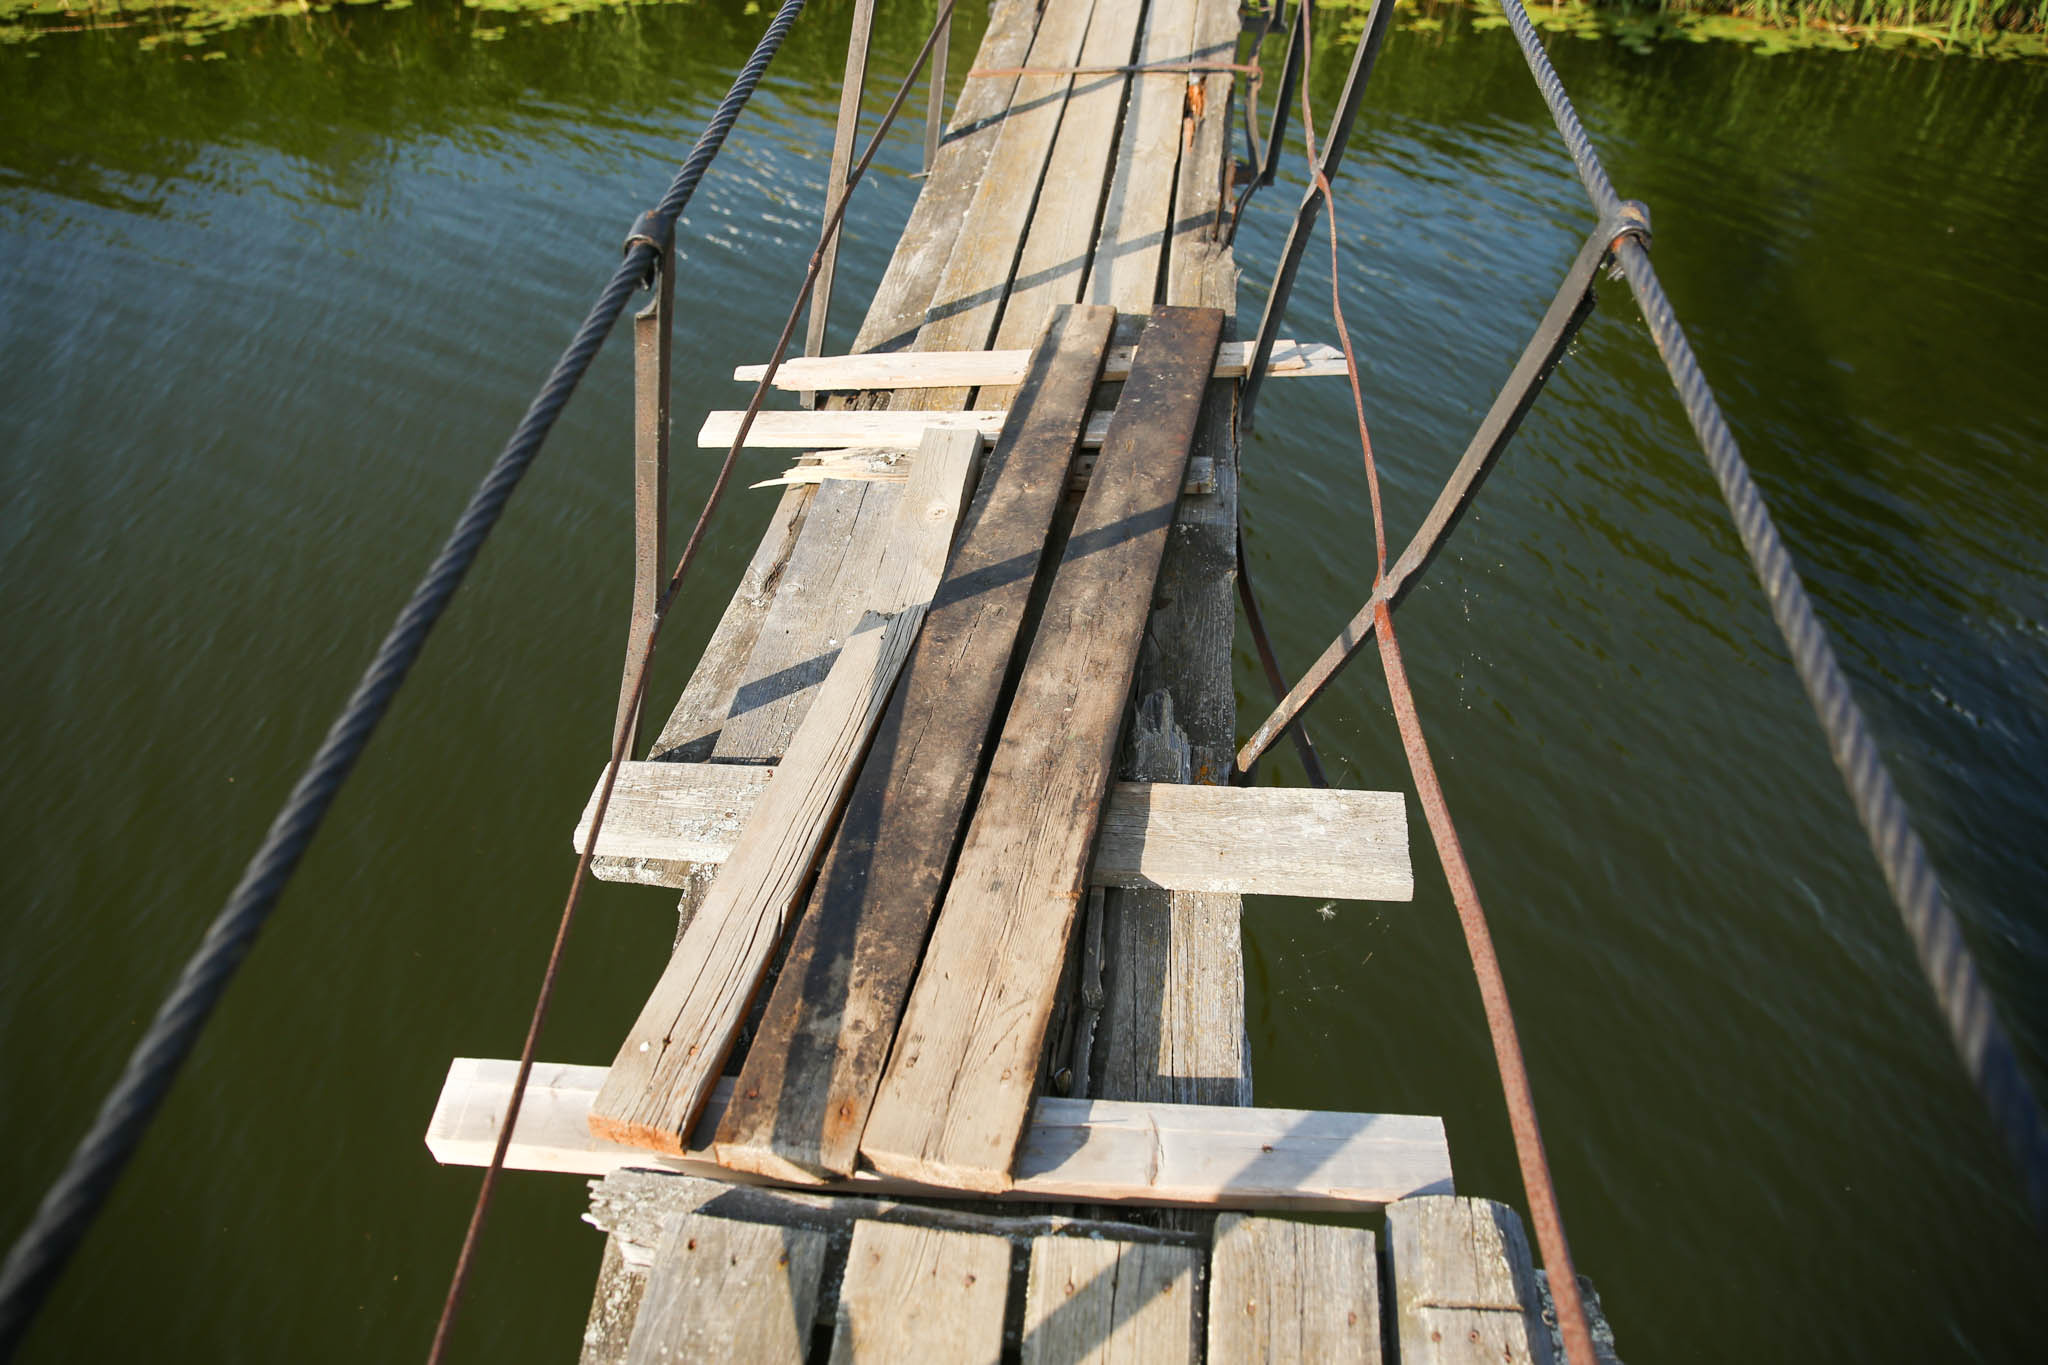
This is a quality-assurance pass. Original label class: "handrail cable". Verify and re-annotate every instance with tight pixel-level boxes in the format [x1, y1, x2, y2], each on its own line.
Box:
[0, 2, 815, 1357]
[1493, 0, 2048, 1228]
[1290, 21, 1600, 1364]
[427, 2, 961, 1359]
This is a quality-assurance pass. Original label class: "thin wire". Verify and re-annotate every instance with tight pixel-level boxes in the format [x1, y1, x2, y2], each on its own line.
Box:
[1294, 19, 1597, 1363]
[425, 3, 961, 1359]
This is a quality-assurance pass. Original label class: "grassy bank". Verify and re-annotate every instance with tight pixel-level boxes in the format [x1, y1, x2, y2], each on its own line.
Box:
[2, 0, 2043, 59]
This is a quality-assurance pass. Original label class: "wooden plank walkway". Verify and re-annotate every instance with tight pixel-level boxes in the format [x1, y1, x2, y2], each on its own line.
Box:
[573, 1173, 1614, 1365]
[421, 0, 1626, 1355]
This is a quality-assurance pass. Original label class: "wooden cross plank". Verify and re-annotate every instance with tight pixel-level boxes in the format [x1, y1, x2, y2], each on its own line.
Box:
[733, 340, 1345, 391]
[586, 430, 982, 1155]
[711, 304, 1118, 1185]
[1385, 1197, 1553, 1365]
[1208, 1214, 1382, 1362]
[748, 448, 1212, 498]
[622, 1212, 827, 1365]
[1019, 1237, 1199, 1365]
[827, 1221, 1012, 1365]
[696, 407, 1105, 451]
[571, 765, 1412, 902]
[858, 305, 1225, 1193]
[428, 1058, 1455, 1211]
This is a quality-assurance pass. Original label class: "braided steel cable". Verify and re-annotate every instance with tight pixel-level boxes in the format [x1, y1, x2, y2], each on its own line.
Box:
[1495, 0, 2048, 1226]
[0, 2, 808, 1355]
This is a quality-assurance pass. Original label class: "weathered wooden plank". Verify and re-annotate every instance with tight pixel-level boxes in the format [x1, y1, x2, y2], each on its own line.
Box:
[907, 0, 1094, 381]
[860, 306, 1225, 1193]
[623, 1212, 827, 1365]
[1208, 1214, 1381, 1362]
[588, 1169, 1204, 1273]
[713, 306, 1117, 1185]
[751, 450, 1213, 497]
[1083, 0, 1198, 310]
[735, 340, 1344, 391]
[1020, 1237, 1198, 1365]
[1096, 16, 1249, 1123]
[854, 0, 1044, 357]
[1163, 0, 1240, 308]
[828, 1221, 1012, 1365]
[1385, 1197, 1554, 1365]
[587, 611, 927, 1153]
[590, 429, 979, 1153]
[580, 1235, 648, 1365]
[974, 0, 1149, 409]
[708, 477, 902, 762]
[574, 765, 1410, 901]
[429, 1058, 1455, 1210]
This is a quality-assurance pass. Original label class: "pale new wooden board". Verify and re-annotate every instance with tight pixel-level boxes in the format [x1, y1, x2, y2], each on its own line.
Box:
[573, 765, 1411, 902]
[1020, 1237, 1198, 1365]
[735, 340, 1343, 392]
[860, 308, 1225, 1193]
[1208, 1214, 1381, 1362]
[827, 1221, 1011, 1365]
[697, 407, 1109, 451]
[427, 1058, 1454, 1211]
[623, 1212, 826, 1365]
[1385, 1197, 1554, 1365]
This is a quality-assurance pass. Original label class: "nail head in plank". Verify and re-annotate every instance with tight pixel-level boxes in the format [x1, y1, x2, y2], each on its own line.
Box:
[428, 1059, 1454, 1211]
[1385, 1196, 1554, 1365]
[1208, 1214, 1381, 1362]
[860, 306, 1226, 1192]
[827, 1221, 1012, 1365]
[714, 305, 1118, 1184]
[1020, 1237, 1199, 1365]
[622, 1212, 827, 1365]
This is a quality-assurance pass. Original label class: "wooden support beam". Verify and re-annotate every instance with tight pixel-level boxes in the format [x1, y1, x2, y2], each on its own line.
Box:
[587, 429, 982, 1155]
[1385, 1197, 1553, 1365]
[734, 340, 1344, 391]
[572, 765, 1411, 902]
[622, 1212, 827, 1365]
[426, 1058, 1455, 1212]
[1208, 1214, 1382, 1361]
[859, 306, 1225, 1193]
[828, 1221, 1011, 1364]
[712, 306, 1117, 1185]
[1021, 1237, 1198, 1365]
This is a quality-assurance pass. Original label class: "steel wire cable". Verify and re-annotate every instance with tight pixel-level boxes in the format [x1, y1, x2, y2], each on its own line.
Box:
[426, 3, 961, 1358]
[0, 1, 809, 1356]
[1494, 0, 2048, 1227]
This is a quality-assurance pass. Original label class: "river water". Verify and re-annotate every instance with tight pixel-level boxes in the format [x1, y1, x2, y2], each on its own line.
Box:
[2, 2, 2044, 1359]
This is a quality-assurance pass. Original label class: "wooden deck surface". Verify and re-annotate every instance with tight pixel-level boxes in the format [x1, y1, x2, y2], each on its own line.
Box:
[448, 0, 1620, 1356]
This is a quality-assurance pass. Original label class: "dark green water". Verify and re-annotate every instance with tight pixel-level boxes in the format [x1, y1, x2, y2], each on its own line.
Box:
[2, 2, 2044, 1358]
